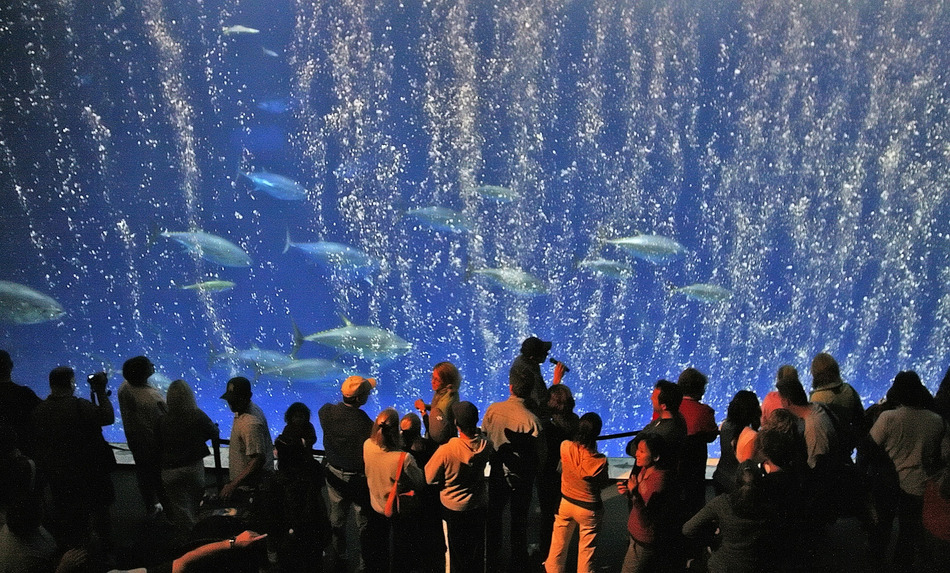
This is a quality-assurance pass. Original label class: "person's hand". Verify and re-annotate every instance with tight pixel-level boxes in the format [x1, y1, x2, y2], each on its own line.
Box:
[617, 479, 629, 495]
[552, 361, 567, 385]
[234, 530, 267, 548]
[220, 481, 238, 500]
[414, 399, 426, 413]
[55, 549, 88, 573]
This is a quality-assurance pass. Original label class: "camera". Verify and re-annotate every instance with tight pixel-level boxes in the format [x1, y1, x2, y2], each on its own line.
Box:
[87, 371, 108, 391]
[549, 358, 570, 373]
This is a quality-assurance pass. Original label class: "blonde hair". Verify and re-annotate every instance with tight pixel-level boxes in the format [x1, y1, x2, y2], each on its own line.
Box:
[166, 379, 198, 413]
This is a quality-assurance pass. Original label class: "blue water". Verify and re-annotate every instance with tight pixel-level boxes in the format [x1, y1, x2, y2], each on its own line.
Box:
[2, 0, 949, 457]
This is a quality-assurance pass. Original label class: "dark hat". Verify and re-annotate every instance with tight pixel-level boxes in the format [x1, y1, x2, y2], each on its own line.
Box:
[452, 401, 479, 431]
[221, 376, 252, 401]
[521, 336, 552, 356]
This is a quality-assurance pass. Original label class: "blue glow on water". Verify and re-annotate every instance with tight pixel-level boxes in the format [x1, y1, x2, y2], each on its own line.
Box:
[2, 0, 950, 457]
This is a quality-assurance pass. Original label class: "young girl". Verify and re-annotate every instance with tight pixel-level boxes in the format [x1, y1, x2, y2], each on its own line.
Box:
[619, 435, 681, 573]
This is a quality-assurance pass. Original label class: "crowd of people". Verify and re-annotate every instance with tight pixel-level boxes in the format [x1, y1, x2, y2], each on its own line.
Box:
[2, 342, 950, 573]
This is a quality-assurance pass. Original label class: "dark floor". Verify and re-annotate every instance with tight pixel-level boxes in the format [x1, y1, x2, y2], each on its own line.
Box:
[107, 459, 898, 573]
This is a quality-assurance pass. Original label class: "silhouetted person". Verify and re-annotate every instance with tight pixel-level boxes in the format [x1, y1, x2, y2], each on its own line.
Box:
[484, 373, 544, 572]
[713, 390, 762, 494]
[414, 361, 462, 445]
[675, 367, 719, 516]
[32, 367, 115, 552]
[159, 379, 218, 534]
[426, 401, 492, 573]
[274, 401, 329, 573]
[809, 353, 865, 453]
[318, 375, 375, 571]
[509, 336, 567, 416]
[0, 349, 41, 457]
[220, 376, 276, 536]
[118, 355, 167, 519]
[538, 384, 580, 561]
[626, 380, 687, 467]
[869, 371, 949, 571]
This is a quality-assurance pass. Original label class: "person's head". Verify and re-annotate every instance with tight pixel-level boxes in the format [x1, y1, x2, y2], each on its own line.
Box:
[776, 364, 800, 388]
[122, 355, 155, 386]
[731, 460, 765, 517]
[452, 401, 480, 436]
[634, 434, 666, 470]
[0, 350, 13, 380]
[575, 412, 602, 451]
[810, 352, 842, 390]
[221, 376, 252, 413]
[520, 336, 552, 363]
[284, 402, 311, 426]
[776, 373, 809, 407]
[727, 390, 762, 430]
[49, 366, 75, 393]
[761, 408, 799, 434]
[886, 371, 934, 409]
[432, 361, 461, 393]
[677, 367, 708, 400]
[341, 375, 376, 406]
[400, 412, 422, 449]
[652, 380, 683, 414]
[166, 379, 198, 413]
[547, 384, 575, 415]
[371, 408, 401, 451]
[510, 373, 534, 399]
[756, 427, 796, 469]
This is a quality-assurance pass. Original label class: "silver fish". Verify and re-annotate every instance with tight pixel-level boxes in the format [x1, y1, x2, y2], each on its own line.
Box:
[606, 234, 686, 264]
[161, 231, 252, 268]
[283, 231, 380, 284]
[471, 267, 547, 296]
[0, 281, 65, 324]
[673, 283, 732, 303]
[475, 185, 520, 202]
[180, 280, 236, 292]
[576, 258, 634, 279]
[243, 172, 306, 200]
[405, 206, 473, 233]
[212, 348, 296, 373]
[261, 358, 347, 382]
[295, 316, 412, 362]
[222, 25, 260, 35]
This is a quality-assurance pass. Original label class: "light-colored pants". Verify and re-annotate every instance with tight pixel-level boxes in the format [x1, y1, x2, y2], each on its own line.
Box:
[544, 498, 603, 573]
[161, 461, 205, 532]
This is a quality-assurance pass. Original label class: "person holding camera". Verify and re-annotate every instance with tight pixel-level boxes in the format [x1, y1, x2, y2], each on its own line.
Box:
[32, 366, 116, 554]
[509, 336, 568, 417]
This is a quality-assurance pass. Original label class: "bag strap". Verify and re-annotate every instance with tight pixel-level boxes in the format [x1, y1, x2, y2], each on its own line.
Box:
[384, 451, 408, 517]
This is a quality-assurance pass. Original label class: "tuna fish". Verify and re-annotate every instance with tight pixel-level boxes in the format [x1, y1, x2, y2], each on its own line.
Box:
[606, 234, 686, 264]
[673, 283, 732, 303]
[294, 316, 412, 362]
[470, 267, 548, 296]
[243, 172, 307, 200]
[283, 231, 380, 284]
[475, 185, 520, 202]
[405, 206, 473, 233]
[161, 231, 252, 268]
[222, 25, 260, 35]
[211, 347, 296, 373]
[180, 280, 236, 292]
[0, 281, 65, 324]
[261, 358, 348, 382]
[576, 257, 634, 280]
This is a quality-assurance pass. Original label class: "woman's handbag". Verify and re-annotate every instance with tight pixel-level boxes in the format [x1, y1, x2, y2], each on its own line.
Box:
[383, 452, 419, 517]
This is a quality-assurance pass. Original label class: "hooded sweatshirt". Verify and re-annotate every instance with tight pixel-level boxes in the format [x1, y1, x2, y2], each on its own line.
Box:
[425, 432, 492, 511]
